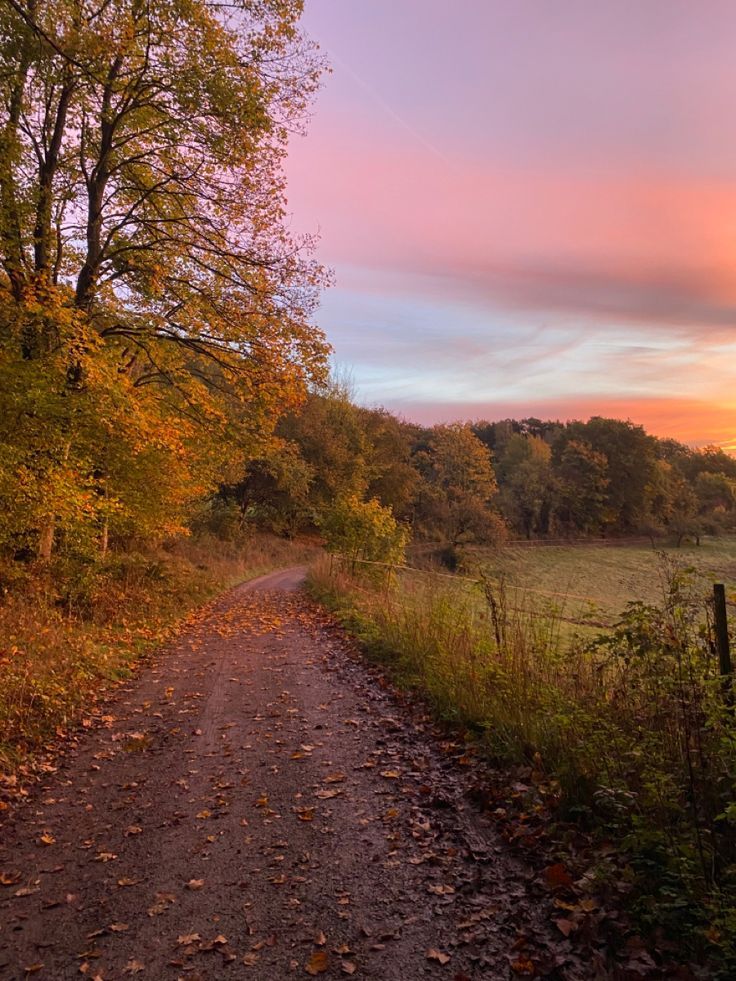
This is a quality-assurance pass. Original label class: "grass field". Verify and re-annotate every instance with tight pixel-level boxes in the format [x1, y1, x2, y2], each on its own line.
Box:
[462, 536, 736, 634]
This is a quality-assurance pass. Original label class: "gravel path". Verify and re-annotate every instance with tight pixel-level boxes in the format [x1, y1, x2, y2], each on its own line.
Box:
[0, 569, 589, 980]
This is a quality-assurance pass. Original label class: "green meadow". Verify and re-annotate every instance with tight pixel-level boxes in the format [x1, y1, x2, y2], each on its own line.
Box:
[467, 536, 736, 633]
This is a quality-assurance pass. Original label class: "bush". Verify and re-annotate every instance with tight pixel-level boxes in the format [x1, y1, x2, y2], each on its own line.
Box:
[320, 494, 408, 566]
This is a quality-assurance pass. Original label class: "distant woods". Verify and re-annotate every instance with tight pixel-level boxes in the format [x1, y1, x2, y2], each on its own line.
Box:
[219, 387, 736, 557]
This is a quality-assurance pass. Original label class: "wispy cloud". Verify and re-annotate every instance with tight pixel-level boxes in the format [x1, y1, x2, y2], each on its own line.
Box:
[288, 0, 736, 446]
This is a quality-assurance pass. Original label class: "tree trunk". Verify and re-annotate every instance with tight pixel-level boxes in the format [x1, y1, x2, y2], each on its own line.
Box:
[38, 515, 55, 562]
[100, 480, 109, 557]
[38, 439, 72, 560]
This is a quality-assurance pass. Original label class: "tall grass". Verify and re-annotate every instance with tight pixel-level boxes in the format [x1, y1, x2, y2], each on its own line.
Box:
[0, 533, 318, 772]
[309, 555, 736, 969]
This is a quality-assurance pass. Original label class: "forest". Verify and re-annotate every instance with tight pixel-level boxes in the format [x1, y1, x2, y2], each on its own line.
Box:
[214, 384, 736, 562]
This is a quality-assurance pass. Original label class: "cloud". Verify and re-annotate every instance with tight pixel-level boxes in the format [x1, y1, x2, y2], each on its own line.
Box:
[286, 3, 736, 447]
[289, 119, 736, 332]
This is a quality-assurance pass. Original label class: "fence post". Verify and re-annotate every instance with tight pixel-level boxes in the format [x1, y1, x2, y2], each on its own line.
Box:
[713, 583, 733, 701]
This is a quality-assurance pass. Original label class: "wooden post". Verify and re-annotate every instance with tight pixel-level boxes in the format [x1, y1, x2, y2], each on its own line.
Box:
[713, 583, 733, 700]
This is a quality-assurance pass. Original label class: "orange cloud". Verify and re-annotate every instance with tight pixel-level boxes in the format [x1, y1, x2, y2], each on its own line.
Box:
[290, 120, 736, 328]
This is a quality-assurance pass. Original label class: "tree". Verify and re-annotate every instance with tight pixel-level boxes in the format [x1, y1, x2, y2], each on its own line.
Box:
[694, 471, 736, 534]
[359, 407, 418, 521]
[413, 423, 504, 545]
[552, 438, 609, 535]
[495, 433, 554, 538]
[557, 418, 658, 532]
[320, 495, 408, 566]
[227, 440, 315, 538]
[278, 382, 368, 514]
[0, 0, 329, 557]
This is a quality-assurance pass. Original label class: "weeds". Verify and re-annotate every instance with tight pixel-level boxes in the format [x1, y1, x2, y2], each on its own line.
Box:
[309, 555, 736, 971]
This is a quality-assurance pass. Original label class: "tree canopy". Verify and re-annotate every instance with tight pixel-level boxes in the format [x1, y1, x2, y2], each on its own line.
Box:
[0, 0, 329, 557]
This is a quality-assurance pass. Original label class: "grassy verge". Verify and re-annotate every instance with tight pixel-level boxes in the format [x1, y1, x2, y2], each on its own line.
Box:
[309, 555, 736, 974]
[0, 533, 318, 775]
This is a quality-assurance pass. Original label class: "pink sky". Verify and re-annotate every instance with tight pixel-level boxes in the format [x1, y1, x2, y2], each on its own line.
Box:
[286, 0, 736, 447]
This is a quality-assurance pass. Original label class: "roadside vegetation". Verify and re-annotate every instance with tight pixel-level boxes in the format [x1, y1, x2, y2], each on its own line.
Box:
[309, 552, 736, 975]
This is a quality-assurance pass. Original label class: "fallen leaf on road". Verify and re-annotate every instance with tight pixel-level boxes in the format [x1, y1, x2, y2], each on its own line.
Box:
[305, 950, 329, 975]
[147, 891, 176, 916]
[556, 918, 576, 937]
[39, 833, 55, 845]
[426, 948, 451, 965]
[177, 933, 201, 946]
[510, 956, 535, 975]
[123, 960, 145, 975]
[341, 962, 357, 975]
[186, 879, 204, 890]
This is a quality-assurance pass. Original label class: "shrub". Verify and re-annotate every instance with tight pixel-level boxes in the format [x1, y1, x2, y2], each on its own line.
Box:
[320, 494, 408, 566]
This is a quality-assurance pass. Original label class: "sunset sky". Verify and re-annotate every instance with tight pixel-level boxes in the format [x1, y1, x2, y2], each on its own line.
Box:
[286, 0, 736, 449]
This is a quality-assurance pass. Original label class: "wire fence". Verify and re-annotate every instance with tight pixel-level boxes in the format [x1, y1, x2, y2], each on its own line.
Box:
[328, 551, 735, 687]
[329, 550, 736, 633]
[329, 553, 618, 629]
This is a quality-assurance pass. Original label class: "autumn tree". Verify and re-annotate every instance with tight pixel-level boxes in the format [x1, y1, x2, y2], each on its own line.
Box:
[557, 418, 658, 532]
[359, 407, 418, 521]
[321, 494, 408, 566]
[552, 438, 609, 535]
[0, 0, 328, 557]
[495, 433, 555, 538]
[413, 423, 504, 546]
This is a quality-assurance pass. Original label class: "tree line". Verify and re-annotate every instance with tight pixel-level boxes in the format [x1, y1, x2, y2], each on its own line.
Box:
[217, 383, 736, 559]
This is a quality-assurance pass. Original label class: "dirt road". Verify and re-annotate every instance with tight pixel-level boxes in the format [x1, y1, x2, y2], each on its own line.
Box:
[0, 569, 589, 980]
